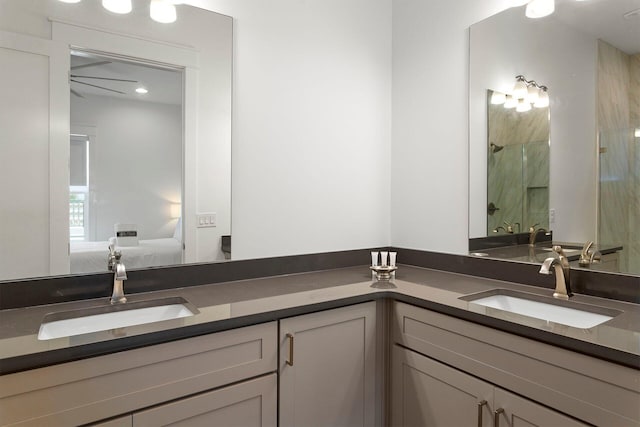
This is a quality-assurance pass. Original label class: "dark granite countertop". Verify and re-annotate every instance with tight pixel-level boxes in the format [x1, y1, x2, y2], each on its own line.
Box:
[1, 265, 638, 374]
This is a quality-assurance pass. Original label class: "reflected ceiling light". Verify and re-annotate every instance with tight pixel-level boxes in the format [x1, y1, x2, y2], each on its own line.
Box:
[150, 0, 177, 23]
[490, 91, 506, 105]
[102, 0, 132, 14]
[504, 94, 518, 109]
[534, 86, 549, 108]
[526, 0, 555, 18]
[135, 87, 149, 94]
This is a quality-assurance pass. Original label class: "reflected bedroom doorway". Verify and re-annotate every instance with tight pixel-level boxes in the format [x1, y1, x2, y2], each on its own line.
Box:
[68, 50, 184, 274]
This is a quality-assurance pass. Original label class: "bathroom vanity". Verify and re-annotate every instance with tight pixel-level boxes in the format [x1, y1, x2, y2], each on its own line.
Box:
[1, 264, 638, 426]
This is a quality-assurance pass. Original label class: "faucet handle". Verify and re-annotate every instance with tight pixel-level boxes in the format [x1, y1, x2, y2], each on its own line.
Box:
[552, 245, 566, 257]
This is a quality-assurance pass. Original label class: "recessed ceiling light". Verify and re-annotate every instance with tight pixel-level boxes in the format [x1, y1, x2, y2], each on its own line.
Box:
[136, 87, 149, 94]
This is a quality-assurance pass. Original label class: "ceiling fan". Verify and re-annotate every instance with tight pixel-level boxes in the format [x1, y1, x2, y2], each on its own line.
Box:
[70, 60, 138, 98]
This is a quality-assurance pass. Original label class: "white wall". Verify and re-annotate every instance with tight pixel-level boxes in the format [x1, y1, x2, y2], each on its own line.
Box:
[187, 0, 393, 260]
[71, 95, 182, 241]
[390, 0, 511, 255]
[468, 7, 597, 242]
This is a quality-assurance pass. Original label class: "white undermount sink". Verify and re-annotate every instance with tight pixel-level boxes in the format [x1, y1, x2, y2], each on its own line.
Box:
[38, 297, 198, 340]
[461, 290, 621, 329]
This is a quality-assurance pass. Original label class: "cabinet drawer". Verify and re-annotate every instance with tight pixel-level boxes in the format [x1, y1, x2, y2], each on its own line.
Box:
[132, 373, 277, 427]
[393, 301, 640, 426]
[0, 322, 277, 427]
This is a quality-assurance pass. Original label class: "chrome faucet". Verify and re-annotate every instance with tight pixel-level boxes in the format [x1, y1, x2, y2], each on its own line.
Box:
[539, 245, 573, 299]
[108, 243, 127, 304]
[528, 224, 550, 246]
[578, 241, 601, 267]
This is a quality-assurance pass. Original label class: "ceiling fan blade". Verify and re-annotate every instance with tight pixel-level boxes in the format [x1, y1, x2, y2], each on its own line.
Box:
[71, 79, 126, 95]
[71, 75, 138, 83]
[70, 88, 85, 99]
[70, 61, 112, 71]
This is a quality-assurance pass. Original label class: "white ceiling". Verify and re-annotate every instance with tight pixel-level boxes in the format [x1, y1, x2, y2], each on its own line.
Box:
[70, 52, 183, 105]
[554, 0, 640, 55]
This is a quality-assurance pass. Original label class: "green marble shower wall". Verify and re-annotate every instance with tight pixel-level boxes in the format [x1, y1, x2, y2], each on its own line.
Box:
[597, 40, 640, 274]
[487, 91, 550, 235]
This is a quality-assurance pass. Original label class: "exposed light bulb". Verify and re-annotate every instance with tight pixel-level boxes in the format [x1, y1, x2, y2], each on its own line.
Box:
[135, 87, 149, 94]
[504, 94, 517, 109]
[512, 78, 528, 99]
[58, 0, 82, 3]
[516, 98, 532, 112]
[490, 91, 506, 105]
[534, 88, 549, 108]
[102, 0, 132, 14]
[526, 0, 555, 18]
[150, 0, 177, 23]
[526, 85, 540, 103]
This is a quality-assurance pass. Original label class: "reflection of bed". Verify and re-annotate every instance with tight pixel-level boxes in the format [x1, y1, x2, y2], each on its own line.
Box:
[70, 238, 182, 274]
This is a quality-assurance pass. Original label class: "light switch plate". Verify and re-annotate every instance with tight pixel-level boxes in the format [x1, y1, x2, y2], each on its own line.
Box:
[197, 213, 216, 228]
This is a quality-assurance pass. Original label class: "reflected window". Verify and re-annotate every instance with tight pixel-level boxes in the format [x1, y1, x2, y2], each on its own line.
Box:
[69, 134, 90, 241]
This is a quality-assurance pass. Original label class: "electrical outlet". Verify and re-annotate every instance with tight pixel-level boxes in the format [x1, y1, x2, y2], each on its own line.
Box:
[549, 208, 556, 223]
[197, 213, 216, 228]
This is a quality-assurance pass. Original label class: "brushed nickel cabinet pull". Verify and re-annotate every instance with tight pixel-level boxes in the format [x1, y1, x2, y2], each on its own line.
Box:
[477, 400, 487, 427]
[494, 408, 505, 427]
[286, 333, 294, 366]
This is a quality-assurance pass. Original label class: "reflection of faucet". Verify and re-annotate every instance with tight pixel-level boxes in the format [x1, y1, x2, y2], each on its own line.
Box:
[504, 221, 520, 234]
[528, 224, 550, 246]
[108, 242, 127, 304]
[579, 241, 601, 267]
[492, 226, 507, 233]
[539, 246, 573, 299]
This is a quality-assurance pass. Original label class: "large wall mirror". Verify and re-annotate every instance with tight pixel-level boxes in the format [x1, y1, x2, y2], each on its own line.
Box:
[469, 0, 639, 275]
[0, 0, 232, 281]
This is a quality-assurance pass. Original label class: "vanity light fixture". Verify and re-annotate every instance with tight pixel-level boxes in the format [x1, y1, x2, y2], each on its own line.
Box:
[504, 94, 517, 109]
[493, 75, 548, 112]
[534, 86, 549, 108]
[512, 76, 529, 99]
[60, 0, 182, 23]
[525, 0, 555, 18]
[511, 0, 558, 19]
[102, 0, 132, 14]
[150, 0, 177, 24]
[490, 91, 506, 105]
[516, 98, 532, 112]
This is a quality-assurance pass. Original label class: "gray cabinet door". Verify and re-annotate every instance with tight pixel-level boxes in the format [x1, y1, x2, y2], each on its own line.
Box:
[494, 388, 588, 427]
[279, 302, 377, 427]
[390, 345, 493, 427]
[132, 374, 277, 427]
